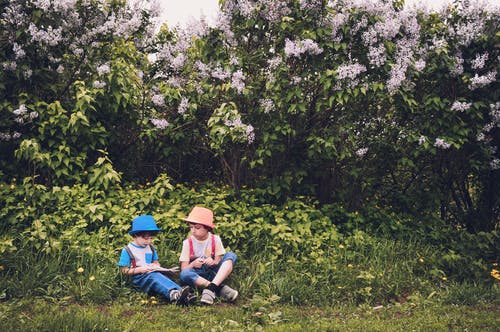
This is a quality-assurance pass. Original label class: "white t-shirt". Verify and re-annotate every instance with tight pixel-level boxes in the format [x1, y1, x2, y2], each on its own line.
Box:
[179, 233, 225, 262]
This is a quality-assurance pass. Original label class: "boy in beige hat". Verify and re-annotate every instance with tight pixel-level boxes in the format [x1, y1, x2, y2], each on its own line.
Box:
[179, 206, 238, 305]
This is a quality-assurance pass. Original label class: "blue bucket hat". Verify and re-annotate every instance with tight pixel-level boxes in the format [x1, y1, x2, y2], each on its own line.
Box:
[129, 215, 161, 236]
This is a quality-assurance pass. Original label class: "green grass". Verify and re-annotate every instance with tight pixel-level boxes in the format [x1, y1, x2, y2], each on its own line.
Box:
[1, 298, 498, 332]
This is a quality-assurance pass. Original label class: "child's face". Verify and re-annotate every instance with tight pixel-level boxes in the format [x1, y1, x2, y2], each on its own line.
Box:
[189, 222, 210, 240]
[134, 232, 156, 246]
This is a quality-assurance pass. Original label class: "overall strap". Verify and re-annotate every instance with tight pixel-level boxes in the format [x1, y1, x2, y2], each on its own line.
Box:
[211, 233, 216, 258]
[124, 245, 136, 268]
[149, 244, 156, 261]
[188, 234, 216, 261]
[188, 237, 195, 261]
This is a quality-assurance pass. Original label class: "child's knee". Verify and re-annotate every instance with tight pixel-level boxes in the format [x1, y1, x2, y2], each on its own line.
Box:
[180, 268, 197, 285]
[224, 252, 237, 265]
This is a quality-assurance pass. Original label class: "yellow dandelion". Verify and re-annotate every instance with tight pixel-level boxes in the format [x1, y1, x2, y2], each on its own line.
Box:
[418, 258, 424, 263]
[150, 296, 156, 300]
[151, 300, 157, 305]
[490, 269, 500, 280]
[10, 184, 15, 190]
[442, 276, 447, 281]
[492, 263, 498, 267]
[89, 275, 95, 281]
[347, 264, 354, 268]
[338, 244, 345, 249]
[0, 265, 4, 271]
[77, 267, 84, 273]
[140, 299, 148, 305]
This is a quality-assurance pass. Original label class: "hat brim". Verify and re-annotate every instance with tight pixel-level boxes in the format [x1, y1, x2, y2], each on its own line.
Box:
[182, 217, 215, 229]
[129, 229, 161, 236]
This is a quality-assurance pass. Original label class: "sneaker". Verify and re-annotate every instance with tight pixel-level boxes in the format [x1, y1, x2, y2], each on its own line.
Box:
[200, 288, 216, 305]
[185, 291, 197, 305]
[169, 286, 190, 305]
[218, 284, 238, 302]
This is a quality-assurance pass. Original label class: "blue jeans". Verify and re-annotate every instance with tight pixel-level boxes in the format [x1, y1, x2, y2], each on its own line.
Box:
[133, 271, 181, 298]
[180, 252, 237, 286]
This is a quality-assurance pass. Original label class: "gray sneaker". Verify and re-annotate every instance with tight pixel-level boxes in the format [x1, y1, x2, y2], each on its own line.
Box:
[200, 288, 216, 305]
[218, 284, 238, 302]
[169, 286, 190, 305]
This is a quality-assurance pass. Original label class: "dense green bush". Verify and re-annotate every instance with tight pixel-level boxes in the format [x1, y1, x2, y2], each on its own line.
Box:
[0, 179, 497, 305]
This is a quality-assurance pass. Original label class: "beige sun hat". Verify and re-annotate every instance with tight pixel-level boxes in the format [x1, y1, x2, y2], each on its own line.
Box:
[182, 206, 215, 229]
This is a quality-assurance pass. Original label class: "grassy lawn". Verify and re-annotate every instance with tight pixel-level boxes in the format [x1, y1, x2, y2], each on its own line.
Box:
[1, 298, 498, 331]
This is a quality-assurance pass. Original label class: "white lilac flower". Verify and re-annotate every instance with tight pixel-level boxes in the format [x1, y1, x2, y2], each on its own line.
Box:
[151, 94, 165, 107]
[355, 147, 368, 157]
[167, 76, 184, 88]
[368, 44, 386, 67]
[12, 43, 25, 59]
[2, 61, 17, 71]
[211, 66, 231, 80]
[434, 138, 451, 149]
[336, 62, 367, 80]
[231, 70, 245, 93]
[97, 63, 111, 76]
[470, 71, 497, 90]
[171, 53, 186, 71]
[13, 104, 27, 116]
[33, 0, 51, 11]
[93, 80, 106, 89]
[471, 52, 488, 70]
[284, 38, 323, 58]
[0, 133, 11, 141]
[292, 76, 302, 85]
[178, 97, 189, 114]
[447, 53, 463, 76]
[414, 59, 426, 72]
[245, 124, 255, 144]
[490, 158, 500, 170]
[238, 0, 256, 17]
[29, 111, 38, 119]
[151, 117, 169, 129]
[24, 69, 32, 78]
[451, 101, 472, 112]
[12, 131, 21, 139]
[56, 65, 65, 73]
[418, 136, 426, 145]
[267, 56, 282, 69]
[260, 0, 291, 23]
[229, 55, 239, 66]
[259, 99, 275, 113]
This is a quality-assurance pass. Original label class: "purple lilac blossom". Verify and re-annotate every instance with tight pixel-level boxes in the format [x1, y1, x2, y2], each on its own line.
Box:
[93, 80, 106, 89]
[284, 38, 323, 58]
[178, 97, 189, 114]
[469, 71, 497, 90]
[434, 138, 451, 149]
[259, 99, 275, 113]
[471, 52, 489, 70]
[151, 94, 165, 107]
[151, 117, 169, 130]
[451, 101, 472, 112]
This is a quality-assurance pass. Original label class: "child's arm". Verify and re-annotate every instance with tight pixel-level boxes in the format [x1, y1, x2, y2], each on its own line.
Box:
[120, 265, 161, 275]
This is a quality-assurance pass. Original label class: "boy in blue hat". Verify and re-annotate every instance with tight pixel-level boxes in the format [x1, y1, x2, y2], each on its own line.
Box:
[118, 215, 193, 305]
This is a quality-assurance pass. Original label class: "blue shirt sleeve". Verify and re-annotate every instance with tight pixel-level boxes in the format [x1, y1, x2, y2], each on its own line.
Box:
[118, 248, 131, 267]
[152, 249, 159, 262]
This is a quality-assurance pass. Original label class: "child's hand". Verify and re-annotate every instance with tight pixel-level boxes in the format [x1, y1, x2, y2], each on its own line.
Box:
[191, 257, 205, 268]
[203, 257, 216, 266]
